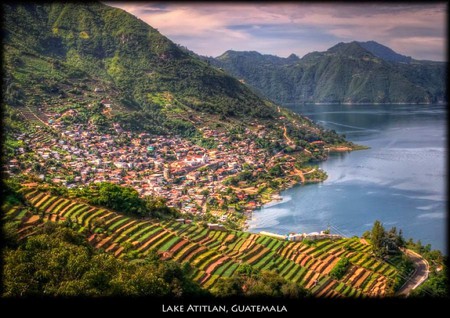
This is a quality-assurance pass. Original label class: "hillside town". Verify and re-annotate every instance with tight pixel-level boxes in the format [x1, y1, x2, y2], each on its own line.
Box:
[4, 107, 327, 225]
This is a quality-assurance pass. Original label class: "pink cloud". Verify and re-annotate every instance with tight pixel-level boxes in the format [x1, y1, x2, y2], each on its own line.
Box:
[106, 2, 447, 61]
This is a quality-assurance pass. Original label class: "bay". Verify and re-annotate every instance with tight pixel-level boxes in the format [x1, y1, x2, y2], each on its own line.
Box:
[248, 104, 447, 253]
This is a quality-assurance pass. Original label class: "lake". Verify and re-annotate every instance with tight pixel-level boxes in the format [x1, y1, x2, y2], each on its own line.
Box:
[248, 104, 447, 253]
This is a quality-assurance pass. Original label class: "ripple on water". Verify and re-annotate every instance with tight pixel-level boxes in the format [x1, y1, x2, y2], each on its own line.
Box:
[250, 104, 447, 253]
[417, 212, 445, 219]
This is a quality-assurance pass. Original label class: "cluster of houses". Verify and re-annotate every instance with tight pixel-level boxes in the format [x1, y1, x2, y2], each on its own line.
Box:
[260, 231, 342, 242]
[5, 113, 291, 218]
[4, 93, 334, 228]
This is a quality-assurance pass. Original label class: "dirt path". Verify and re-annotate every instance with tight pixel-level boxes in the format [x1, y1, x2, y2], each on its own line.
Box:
[292, 168, 316, 183]
[293, 168, 305, 183]
[303, 168, 316, 175]
[396, 249, 429, 297]
[26, 106, 48, 126]
[283, 125, 294, 146]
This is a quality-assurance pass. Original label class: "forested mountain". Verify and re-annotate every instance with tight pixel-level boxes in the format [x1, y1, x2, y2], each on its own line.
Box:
[2, 2, 280, 131]
[357, 41, 412, 63]
[206, 41, 446, 105]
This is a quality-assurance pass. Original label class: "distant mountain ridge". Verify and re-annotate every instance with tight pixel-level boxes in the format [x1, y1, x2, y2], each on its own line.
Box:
[358, 41, 412, 64]
[206, 41, 446, 105]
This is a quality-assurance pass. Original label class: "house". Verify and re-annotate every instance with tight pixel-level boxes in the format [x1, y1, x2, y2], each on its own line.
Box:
[288, 233, 305, 241]
[101, 99, 112, 108]
[207, 223, 226, 231]
[113, 161, 127, 169]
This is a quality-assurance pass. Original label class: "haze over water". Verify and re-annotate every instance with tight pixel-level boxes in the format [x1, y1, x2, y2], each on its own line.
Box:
[248, 104, 447, 253]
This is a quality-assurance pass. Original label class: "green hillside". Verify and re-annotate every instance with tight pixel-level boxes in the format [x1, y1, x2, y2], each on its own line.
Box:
[3, 2, 274, 119]
[207, 41, 446, 105]
[3, 185, 403, 297]
[3, 2, 354, 152]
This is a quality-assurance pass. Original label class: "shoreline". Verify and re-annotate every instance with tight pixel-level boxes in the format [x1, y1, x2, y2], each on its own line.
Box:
[242, 143, 365, 232]
[242, 170, 326, 232]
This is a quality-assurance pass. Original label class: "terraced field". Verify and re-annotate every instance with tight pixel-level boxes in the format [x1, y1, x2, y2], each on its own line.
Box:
[3, 187, 400, 297]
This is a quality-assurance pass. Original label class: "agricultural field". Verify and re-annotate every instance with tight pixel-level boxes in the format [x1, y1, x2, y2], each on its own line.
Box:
[3, 187, 400, 297]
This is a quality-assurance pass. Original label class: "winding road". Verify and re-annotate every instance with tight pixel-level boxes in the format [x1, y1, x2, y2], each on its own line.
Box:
[396, 249, 429, 297]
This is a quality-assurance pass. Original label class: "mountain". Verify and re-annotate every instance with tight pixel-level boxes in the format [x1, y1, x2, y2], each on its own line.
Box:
[357, 41, 412, 63]
[2, 2, 358, 197]
[4, 3, 358, 156]
[207, 41, 446, 105]
[2, 3, 355, 148]
[2, 3, 277, 125]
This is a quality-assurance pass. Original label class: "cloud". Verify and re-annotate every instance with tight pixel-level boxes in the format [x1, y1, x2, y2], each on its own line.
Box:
[392, 37, 447, 61]
[106, 2, 447, 61]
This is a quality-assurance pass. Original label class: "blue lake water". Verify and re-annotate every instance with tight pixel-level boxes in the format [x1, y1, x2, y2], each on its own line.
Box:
[248, 104, 447, 253]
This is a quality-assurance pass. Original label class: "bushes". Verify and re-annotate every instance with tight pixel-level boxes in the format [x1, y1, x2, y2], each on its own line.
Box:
[2, 221, 204, 297]
[330, 257, 350, 280]
[410, 266, 448, 297]
[211, 269, 309, 298]
[75, 182, 179, 218]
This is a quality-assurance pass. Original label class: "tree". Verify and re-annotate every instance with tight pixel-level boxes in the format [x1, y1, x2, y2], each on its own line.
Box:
[371, 220, 386, 257]
[244, 271, 307, 297]
[410, 266, 448, 297]
[76, 182, 179, 218]
[229, 193, 239, 204]
[385, 226, 401, 253]
[236, 263, 258, 277]
[3, 221, 19, 247]
[269, 164, 284, 177]
[2, 221, 203, 297]
[211, 277, 243, 297]
[396, 229, 405, 247]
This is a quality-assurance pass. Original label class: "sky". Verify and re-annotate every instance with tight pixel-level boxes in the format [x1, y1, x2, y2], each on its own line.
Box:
[107, 2, 447, 61]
